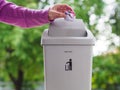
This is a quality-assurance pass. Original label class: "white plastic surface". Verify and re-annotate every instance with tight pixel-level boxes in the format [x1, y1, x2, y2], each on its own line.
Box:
[64, 11, 75, 21]
[41, 18, 95, 90]
[41, 29, 95, 45]
[48, 18, 86, 37]
[43, 45, 93, 90]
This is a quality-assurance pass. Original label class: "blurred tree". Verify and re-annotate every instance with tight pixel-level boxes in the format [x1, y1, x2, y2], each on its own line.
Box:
[0, 24, 48, 90]
[109, 0, 120, 46]
[0, 0, 105, 90]
[109, 0, 120, 36]
[92, 47, 120, 90]
[0, 0, 48, 90]
[0, 0, 120, 90]
[60, 0, 105, 35]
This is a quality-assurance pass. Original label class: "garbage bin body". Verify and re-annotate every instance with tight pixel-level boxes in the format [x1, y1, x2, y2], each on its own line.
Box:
[41, 18, 95, 90]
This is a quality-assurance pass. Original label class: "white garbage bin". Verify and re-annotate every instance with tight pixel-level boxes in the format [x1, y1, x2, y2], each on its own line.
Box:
[41, 18, 95, 90]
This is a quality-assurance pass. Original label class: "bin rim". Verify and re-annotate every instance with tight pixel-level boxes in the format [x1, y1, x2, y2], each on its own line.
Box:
[41, 29, 95, 46]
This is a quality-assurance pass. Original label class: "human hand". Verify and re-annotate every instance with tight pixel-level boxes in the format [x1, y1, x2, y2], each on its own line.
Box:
[48, 4, 75, 21]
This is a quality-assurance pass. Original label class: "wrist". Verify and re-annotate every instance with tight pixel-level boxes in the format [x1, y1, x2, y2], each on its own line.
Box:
[48, 8, 53, 21]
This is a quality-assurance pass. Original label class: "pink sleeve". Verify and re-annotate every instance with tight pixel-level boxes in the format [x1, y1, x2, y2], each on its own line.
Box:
[0, 0, 50, 28]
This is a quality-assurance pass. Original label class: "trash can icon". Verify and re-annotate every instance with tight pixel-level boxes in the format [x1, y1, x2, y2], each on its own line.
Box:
[65, 58, 72, 71]
[41, 18, 95, 90]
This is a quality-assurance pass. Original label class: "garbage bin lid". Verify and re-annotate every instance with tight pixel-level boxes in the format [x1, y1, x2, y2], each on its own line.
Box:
[48, 18, 87, 37]
[41, 18, 95, 45]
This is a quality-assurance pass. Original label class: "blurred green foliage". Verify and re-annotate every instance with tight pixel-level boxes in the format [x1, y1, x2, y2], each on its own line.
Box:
[0, 0, 120, 90]
[60, 0, 105, 35]
[0, 23, 48, 89]
[109, 0, 120, 36]
[93, 47, 120, 90]
[0, 1, 49, 89]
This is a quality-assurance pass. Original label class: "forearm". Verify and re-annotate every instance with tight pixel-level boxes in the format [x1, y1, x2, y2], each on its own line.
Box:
[0, 0, 50, 28]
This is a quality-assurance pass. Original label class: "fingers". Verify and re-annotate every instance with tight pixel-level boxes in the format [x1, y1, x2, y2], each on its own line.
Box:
[48, 10, 66, 20]
[52, 4, 75, 15]
[48, 4, 75, 20]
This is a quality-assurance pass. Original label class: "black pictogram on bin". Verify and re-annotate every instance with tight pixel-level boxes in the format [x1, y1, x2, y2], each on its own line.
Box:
[65, 59, 72, 71]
